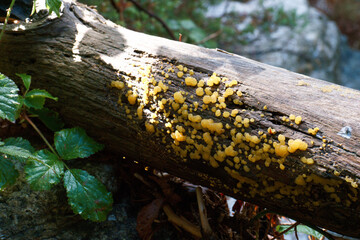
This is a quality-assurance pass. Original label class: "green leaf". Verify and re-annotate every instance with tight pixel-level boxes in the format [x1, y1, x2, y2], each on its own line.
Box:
[24, 89, 58, 109]
[0, 145, 34, 159]
[46, 0, 62, 17]
[0, 156, 19, 189]
[29, 107, 65, 132]
[276, 224, 323, 239]
[0, 73, 20, 122]
[179, 19, 197, 30]
[4, 137, 35, 163]
[16, 73, 31, 91]
[25, 149, 64, 190]
[63, 169, 113, 221]
[55, 127, 104, 160]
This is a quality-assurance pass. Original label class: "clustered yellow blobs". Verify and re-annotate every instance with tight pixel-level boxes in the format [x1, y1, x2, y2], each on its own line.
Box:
[308, 127, 319, 135]
[207, 73, 221, 86]
[174, 91, 185, 104]
[128, 92, 138, 105]
[300, 157, 314, 165]
[145, 122, 155, 133]
[185, 77, 197, 86]
[295, 175, 306, 186]
[295, 116, 302, 125]
[113, 64, 357, 208]
[111, 80, 125, 89]
[345, 176, 359, 188]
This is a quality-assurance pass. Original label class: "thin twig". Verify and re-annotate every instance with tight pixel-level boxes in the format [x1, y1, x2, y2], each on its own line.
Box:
[197, 30, 222, 44]
[294, 225, 299, 240]
[271, 222, 300, 240]
[163, 204, 202, 239]
[109, 0, 124, 22]
[0, 0, 16, 41]
[126, 0, 176, 40]
[23, 112, 61, 159]
[196, 187, 214, 238]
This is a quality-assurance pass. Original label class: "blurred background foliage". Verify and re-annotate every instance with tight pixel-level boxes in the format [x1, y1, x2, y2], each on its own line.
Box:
[78, 0, 360, 49]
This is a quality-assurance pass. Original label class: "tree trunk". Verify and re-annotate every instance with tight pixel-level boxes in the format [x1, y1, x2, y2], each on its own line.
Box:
[0, 1, 360, 237]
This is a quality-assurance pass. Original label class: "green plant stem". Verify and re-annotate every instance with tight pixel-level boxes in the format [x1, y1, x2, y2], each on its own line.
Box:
[23, 112, 61, 159]
[271, 222, 300, 240]
[0, 0, 16, 42]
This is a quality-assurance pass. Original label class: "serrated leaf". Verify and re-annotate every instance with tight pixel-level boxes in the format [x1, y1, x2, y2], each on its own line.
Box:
[276, 224, 323, 239]
[29, 107, 64, 132]
[25, 149, 64, 190]
[16, 73, 31, 91]
[0, 145, 34, 159]
[0, 73, 20, 122]
[4, 137, 35, 163]
[24, 89, 58, 109]
[46, 0, 62, 17]
[0, 156, 19, 189]
[55, 127, 104, 160]
[63, 169, 113, 221]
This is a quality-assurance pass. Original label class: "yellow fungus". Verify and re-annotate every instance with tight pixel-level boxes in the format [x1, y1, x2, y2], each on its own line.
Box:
[225, 146, 237, 157]
[137, 105, 144, 120]
[295, 116, 302, 125]
[189, 69, 194, 75]
[128, 94, 137, 105]
[278, 134, 285, 143]
[145, 122, 155, 133]
[231, 109, 239, 117]
[201, 119, 224, 134]
[289, 114, 296, 121]
[223, 111, 230, 118]
[236, 90, 242, 97]
[185, 77, 197, 86]
[153, 86, 162, 95]
[174, 91, 185, 104]
[198, 80, 205, 87]
[267, 127, 276, 134]
[279, 163, 285, 170]
[295, 175, 306, 186]
[111, 81, 125, 89]
[215, 109, 221, 117]
[188, 114, 202, 123]
[194, 88, 204, 98]
[171, 130, 186, 142]
[204, 87, 212, 96]
[224, 88, 234, 98]
[243, 165, 250, 172]
[203, 95, 212, 104]
[177, 71, 184, 78]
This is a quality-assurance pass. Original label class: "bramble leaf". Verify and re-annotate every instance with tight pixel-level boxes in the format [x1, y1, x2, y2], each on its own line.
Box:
[24, 89, 58, 109]
[46, 0, 62, 17]
[16, 73, 31, 91]
[276, 224, 323, 239]
[0, 155, 19, 189]
[29, 107, 65, 132]
[63, 169, 113, 221]
[0, 145, 34, 159]
[0, 74, 20, 122]
[25, 149, 64, 190]
[55, 127, 104, 160]
[4, 137, 35, 163]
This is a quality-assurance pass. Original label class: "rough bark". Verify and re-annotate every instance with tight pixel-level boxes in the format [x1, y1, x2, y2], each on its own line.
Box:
[0, 1, 359, 237]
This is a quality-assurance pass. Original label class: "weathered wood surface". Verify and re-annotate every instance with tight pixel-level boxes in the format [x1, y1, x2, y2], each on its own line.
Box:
[0, 1, 359, 237]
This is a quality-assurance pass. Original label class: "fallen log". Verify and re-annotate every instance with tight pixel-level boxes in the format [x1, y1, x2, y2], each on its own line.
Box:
[0, 1, 359, 237]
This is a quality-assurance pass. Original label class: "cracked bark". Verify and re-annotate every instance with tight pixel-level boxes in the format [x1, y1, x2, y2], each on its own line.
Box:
[0, 1, 359, 237]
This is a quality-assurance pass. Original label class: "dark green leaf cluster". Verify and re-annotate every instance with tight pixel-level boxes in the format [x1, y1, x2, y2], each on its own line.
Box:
[0, 73, 112, 222]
